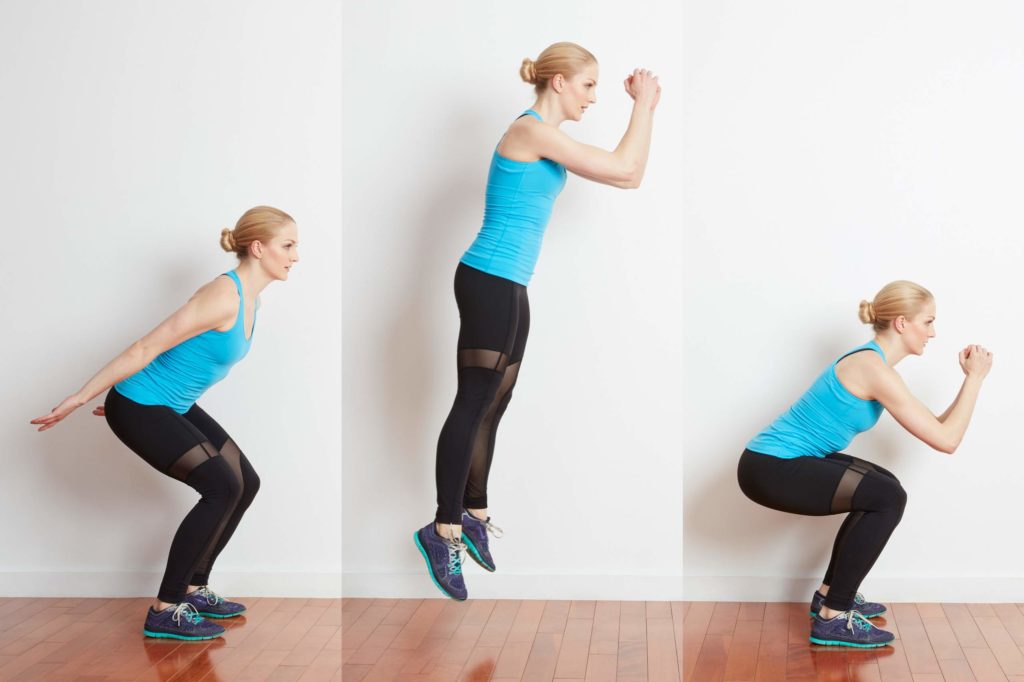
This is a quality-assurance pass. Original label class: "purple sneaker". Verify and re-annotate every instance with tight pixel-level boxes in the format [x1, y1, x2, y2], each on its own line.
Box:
[414, 522, 467, 601]
[810, 610, 894, 648]
[184, 586, 247, 619]
[809, 591, 886, 619]
[143, 603, 225, 640]
[461, 511, 502, 572]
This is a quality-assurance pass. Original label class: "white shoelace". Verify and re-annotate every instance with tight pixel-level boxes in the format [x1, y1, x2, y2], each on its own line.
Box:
[845, 610, 872, 632]
[194, 586, 224, 606]
[484, 519, 504, 538]
[171, 602, 203, 626]
[444, 534, 467, 575]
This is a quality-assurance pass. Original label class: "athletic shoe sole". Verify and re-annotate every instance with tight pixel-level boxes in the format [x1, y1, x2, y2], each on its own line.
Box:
[196, 608, 246, 619]
[143, 629, 223, 640]
[809, 607, 886, 619]
[413, 531, 467, 601]
[809, 636, 892, 648]
[462, 534, 495, 572]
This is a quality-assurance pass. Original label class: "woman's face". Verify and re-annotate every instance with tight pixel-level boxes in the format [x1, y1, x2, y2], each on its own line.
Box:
[258, 221, 300, 281]
[898, 299, 936, 355]
[559, 62, 599, 122]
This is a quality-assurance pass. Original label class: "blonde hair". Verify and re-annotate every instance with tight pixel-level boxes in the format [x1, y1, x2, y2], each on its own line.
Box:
[520, 42, 597, 93]
[220, 206, 294, 258]
[859, 280, 934, 332]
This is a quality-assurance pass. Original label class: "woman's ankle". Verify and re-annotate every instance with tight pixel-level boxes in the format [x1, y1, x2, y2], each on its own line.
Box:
[435, 522, 462, 540]
[819, 606, 843, 619]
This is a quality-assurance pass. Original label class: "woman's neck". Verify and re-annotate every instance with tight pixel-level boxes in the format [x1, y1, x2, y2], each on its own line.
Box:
[233, 259, 274, 298]
[873, 334, 910, 367]
[529, 96, 567, 127]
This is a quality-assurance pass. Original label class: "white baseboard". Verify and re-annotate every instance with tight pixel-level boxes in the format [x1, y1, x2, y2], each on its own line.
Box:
[0, 571, 342, 598]
[684, 576, 1024, 603]
[343, 573, 683, 600]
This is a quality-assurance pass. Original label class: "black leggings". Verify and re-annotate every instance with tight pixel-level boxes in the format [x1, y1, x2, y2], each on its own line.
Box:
[104, 387, 260, 604]
[435, 263, 529, 524]
[737, 448, 907, 612]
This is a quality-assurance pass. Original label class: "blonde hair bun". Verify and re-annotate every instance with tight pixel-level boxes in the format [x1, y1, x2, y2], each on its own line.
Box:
[221, 206, 294, 259]
[220, 228, 237, 253]
[520, 58, 538, 84]
[522, 42, 596, 92]
[858, 300, 876, 324]
[860, 280, 933, 332]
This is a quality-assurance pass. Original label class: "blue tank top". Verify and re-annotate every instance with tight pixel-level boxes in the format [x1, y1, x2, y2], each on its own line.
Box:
[746, 340, 887, 459]
[115, 271, 255, 414]
[460, 110, 567, 286]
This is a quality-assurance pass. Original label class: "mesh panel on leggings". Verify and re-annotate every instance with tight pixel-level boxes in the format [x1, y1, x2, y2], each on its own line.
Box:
[190, 438, 245, 579]
[830, 461, 873, 513]
[167, 441, 220, 481]
[465, 362, 520, 505]
[458, 349, 509, 372]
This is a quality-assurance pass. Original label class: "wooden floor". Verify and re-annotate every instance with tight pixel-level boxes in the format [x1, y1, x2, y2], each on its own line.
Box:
[0, 596, 340, 681]
[342, 598, 683, 682]
[684, 601, 1024, 681]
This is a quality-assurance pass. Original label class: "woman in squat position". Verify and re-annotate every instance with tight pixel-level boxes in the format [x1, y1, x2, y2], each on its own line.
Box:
[739, 281, 992, 647]
[32, 206, 299, 640]
[414, 42, 661, 601]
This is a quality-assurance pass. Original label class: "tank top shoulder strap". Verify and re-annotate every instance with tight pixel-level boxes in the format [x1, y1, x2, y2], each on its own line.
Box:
[518, 109, 543, 122]
[834, 339, 887, 366]
[223, 270, 245, 308]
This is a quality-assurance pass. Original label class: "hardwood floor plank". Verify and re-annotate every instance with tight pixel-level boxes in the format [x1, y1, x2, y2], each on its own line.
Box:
[647, 615, 681, 682]
[569, 601, 596, 620]
[682, 601, 714, 682]
[975, 615, 1024, 676]
[491, 600, 546, 678]
[753, 602, 788, 682]
[583, 652, 616, 682]
[671, 601, 684, 676]
[738, 602, 767, 622]
[590, 601, 620, 656]
[891, 603, 941, 675]
[963, 646, 1009, 682]
[722, 616, 761, 681]
[688, 633, 729, 682]
[342, 599, 373, 632]
[936, 657, 979, 682]
[708, 602, 740, 637]
[993, 604, 1024, 648]
[553, 616, 593, 679]
[538, 601, 572, 635]
[420, 599, 495, 678]
[944, 603, 989, 650]
[920, 605, 968, 662]
[520, 631, 562, 682]
[619, 602, 649, 682]
[456, 645, 501, 682]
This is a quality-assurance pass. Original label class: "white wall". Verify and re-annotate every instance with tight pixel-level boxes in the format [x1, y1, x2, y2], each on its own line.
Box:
[0, 0, 341, 597]
[343, 1, 683, 599]
[683, 1, 1024, 602]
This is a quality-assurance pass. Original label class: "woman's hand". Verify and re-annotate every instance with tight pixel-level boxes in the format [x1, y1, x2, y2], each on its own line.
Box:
[30, 394, 86, 432]
[960, 344, 993, 379]
[623, 68, 661, 112]
[93, 405, 105, 417]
